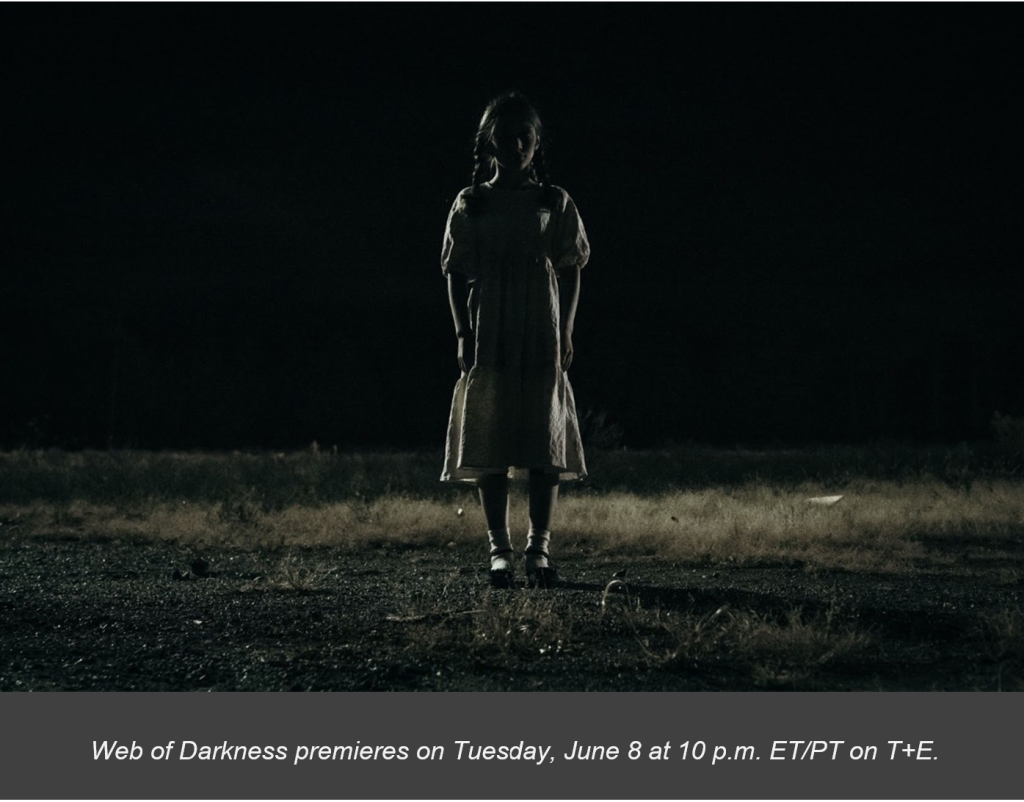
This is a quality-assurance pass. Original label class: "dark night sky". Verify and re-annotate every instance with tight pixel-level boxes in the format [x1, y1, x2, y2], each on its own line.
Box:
[3, 4, 1022, 450]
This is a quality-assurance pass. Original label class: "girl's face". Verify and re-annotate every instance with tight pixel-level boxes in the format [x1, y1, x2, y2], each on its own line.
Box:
[489, 116, 538, 173]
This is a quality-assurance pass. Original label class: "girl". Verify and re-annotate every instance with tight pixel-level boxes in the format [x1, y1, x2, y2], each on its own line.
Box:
[440, 91, 590, 588]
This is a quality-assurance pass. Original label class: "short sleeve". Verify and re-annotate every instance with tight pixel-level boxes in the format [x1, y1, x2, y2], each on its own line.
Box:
[553, 190, 590, 272]
[440, 190, 477, 279]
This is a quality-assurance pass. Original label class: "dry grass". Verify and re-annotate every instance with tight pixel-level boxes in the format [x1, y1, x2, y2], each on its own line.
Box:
[387, 585, 571, 668]
[977, 607, 1024, 664]
[4, 479, 1020, 577]
[240, 553, 336, 594]
[2, 446, 1022, 577]
[599, 581, 874, 687]
[558, 480, 1024, 573]
[472, 592, 572, 661]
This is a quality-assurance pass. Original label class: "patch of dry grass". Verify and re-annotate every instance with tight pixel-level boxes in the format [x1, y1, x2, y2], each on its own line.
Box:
[238, 553, 336, 594]
[559, 480, 1024, 573]
[471, 592, 572, 660]
[600, 583, 873, 687]
[392, 586, 571, 666]
[0, 496, 480, 549]
[977, 607, 1024, 664]
[2, 447, 1022, 576]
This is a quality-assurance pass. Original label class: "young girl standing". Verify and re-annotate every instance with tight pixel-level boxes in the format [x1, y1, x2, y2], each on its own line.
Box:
[440, 92, 590, 588]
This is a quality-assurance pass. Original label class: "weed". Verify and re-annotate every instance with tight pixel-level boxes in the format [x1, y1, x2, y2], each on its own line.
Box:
[217, 493, 263, 528]
[238, 552, 335, 594]
[977, 607, 1024, 664]
[49, 501, 86, 530]
[472, 592, 572, 662]
[599, 579, 872, 687]
[600, 580, 732, 664]
[732, 605, 873, 688]
[579, 407, 624, 450]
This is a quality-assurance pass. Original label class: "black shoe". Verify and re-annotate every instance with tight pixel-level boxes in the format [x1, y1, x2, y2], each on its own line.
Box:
[526, 565, 559, 589]
[489, 568, 515, 588]
[489, 549, 515, 588]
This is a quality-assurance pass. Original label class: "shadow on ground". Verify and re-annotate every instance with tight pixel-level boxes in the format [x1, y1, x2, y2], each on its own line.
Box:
[1, 536, 1022, 691]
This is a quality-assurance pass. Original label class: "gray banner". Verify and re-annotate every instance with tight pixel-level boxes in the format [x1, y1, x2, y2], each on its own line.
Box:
[0, 692, 1015, 799]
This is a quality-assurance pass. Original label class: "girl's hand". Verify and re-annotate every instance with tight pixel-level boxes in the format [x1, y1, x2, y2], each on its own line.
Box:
[448, 275, 474, 373]
[557, 266, 581, 373]
[457, 334, 474, 374]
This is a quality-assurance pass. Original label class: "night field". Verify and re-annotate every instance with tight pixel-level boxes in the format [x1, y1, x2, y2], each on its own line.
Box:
[3, 7, 1023, 694]
[2, 444, 1022, 691]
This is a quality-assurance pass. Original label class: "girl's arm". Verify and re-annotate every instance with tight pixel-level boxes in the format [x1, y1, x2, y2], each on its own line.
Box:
[447, 274, 473, 373]
[558, 266, 581, 371]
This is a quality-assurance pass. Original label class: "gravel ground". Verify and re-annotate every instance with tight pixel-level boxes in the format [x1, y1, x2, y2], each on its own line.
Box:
[2, 536, 1022, 691]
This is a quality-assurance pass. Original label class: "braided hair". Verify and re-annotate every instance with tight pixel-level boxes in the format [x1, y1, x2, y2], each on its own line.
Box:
[466, 91, 557, 214]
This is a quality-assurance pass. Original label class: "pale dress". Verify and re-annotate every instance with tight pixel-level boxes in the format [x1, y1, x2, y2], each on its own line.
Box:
[440, 183, 590, 484]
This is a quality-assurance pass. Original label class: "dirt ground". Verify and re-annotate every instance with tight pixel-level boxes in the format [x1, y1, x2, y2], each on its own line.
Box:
[2, 534, 1022, 692]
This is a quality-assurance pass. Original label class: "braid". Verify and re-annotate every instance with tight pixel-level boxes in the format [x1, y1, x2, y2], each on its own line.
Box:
[531, 141, 551, 184]
[470, 132, 493, 189]
[463, 132, 492, 217]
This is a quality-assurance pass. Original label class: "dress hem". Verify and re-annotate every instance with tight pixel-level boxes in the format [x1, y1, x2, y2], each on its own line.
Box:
[440, 465, 587, 485]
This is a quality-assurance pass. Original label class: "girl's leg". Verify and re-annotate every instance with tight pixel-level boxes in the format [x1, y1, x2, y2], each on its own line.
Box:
[478, 472, 510, 530]
[527, 469, 558, 531]
[526, 469, 559, 585]
[478, 473, 513, 584]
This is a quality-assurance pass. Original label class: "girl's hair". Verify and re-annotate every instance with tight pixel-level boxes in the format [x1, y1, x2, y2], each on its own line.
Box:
[470, 91, 552, 190]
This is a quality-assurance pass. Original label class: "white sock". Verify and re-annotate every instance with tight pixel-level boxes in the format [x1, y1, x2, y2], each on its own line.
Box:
[488, 529, 513, 572]
[524, 529, 551, 571]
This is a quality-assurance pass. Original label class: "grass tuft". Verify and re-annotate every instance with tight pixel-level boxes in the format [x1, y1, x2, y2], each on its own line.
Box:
[600, 580, 873, 688]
